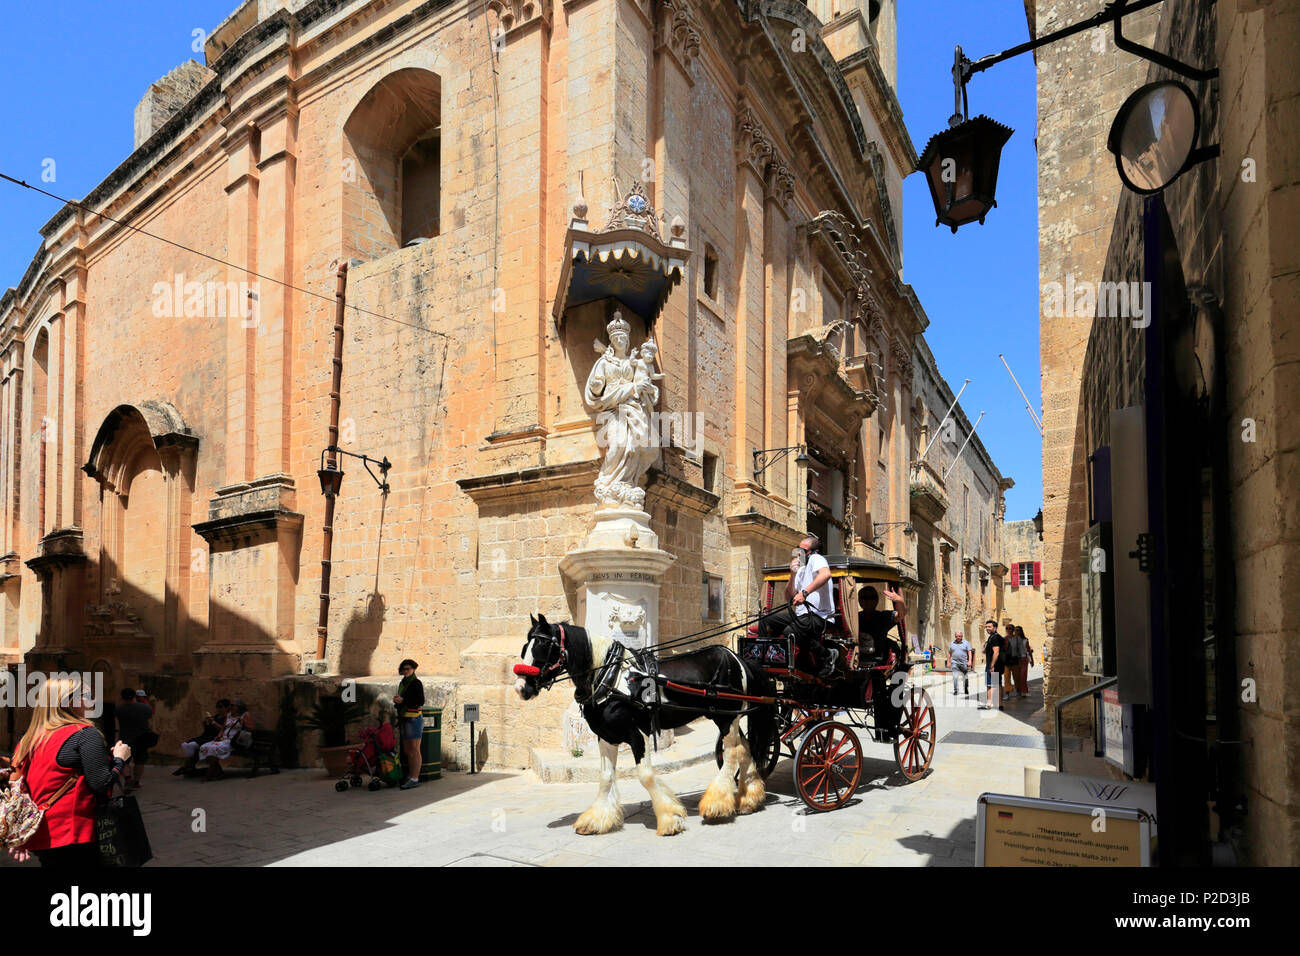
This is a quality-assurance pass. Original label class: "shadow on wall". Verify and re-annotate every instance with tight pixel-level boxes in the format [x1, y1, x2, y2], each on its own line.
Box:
[339, 591, 386, 676]
[0, 553, 412, 770]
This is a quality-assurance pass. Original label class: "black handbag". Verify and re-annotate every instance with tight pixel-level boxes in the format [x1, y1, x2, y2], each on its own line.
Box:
[96, 778, 152, 867]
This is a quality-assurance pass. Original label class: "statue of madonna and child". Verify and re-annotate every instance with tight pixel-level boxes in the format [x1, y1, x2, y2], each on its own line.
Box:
[584, 311, 663, 511]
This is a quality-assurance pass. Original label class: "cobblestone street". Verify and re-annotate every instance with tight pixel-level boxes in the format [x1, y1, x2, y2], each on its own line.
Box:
[5, 672, 1069, 867]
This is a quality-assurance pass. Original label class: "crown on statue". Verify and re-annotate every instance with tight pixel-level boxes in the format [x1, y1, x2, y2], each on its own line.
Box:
[606, 311, 631, 337]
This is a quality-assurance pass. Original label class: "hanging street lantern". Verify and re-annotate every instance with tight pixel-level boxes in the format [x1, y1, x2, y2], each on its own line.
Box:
[917, 1, 1217, 230]
[318, 448, 344, 498]
[918, 114, 1013, 233]
[917, 46, 1013, 233]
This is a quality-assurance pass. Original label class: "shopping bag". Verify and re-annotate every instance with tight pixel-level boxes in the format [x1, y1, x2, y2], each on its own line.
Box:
[96, 780, 152, 867]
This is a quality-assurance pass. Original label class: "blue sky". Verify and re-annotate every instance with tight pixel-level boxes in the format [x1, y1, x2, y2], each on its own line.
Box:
[897, 1, 1043, 519]
[0, 0, 1042, 519]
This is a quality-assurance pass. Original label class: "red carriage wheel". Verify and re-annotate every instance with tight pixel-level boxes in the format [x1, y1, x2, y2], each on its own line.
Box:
[794, 721, 861, 812]
[893, 685, 936, 781]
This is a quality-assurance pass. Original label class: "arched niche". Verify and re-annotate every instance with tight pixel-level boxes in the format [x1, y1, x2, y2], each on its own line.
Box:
[82, 402, 198, 669]
[342, 67, 442, 259]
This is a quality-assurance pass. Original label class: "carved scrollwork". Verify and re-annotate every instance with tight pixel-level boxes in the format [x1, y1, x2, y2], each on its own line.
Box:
[657, 0, 701, 70]
[487, 0, 552, 37]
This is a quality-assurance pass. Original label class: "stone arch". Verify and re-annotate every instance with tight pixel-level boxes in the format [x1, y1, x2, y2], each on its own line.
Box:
[341, 66, 443, 259]
[82, 402, 197, 672]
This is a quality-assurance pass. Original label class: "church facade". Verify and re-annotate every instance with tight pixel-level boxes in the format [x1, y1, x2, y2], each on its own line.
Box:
[0, 0, 1008, 769]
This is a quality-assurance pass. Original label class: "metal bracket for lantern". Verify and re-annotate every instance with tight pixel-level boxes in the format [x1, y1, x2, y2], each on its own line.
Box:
[921, 0, 1220, 229]
[317, 445, 391, 497]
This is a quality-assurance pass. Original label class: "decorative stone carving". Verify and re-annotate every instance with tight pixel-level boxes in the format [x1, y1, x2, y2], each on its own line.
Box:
[736, 106, 777, 176]
[806, 211, 874, 327]
[584, 311, 660, 510]
[657, 0, 701, 70]
[487, 0, 552, 36]
[607, 599, 649, 649]
[602, 179, 662, 240]
[890, 340, 911, 376]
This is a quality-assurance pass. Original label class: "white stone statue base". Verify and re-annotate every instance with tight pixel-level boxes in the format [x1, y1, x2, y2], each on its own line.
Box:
[559, 506, 676, 750]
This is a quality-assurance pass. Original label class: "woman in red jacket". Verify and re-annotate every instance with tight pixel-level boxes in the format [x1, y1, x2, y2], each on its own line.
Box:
[6, 677, 131, 867]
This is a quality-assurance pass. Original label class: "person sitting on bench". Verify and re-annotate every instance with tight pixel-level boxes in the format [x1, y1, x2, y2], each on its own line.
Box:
[198, 699, 255, 781]
[761, 532, 837, 677]
[175, 698, 231, 776]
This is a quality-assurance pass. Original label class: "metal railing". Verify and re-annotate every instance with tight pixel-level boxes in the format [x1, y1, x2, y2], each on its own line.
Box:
[1053, 675, 1118, 770]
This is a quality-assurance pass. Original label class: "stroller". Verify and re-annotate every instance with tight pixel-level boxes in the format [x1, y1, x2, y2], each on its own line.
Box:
[335, 719, 402, 792]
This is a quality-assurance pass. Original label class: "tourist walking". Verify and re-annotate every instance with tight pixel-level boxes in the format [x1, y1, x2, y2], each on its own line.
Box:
[997, 622, 1016, 697]
[394, 660, 425, 790]
[981, 620, 1005, 710]
[1012, 626, 1033, 697]
[5, 677, 130, 868]
[115, 688, 155, 791]
[949, 631, 973, 697]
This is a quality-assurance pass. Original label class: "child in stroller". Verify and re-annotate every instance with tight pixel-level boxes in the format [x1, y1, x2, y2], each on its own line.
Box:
[335, 711, 402, 792]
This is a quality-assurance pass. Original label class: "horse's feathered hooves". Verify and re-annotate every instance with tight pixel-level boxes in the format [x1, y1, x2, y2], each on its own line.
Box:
[698, 780, 738, 819]
[738, 777, 767, 815]
[655, 809, 686, 835]
[574, 802, 624, 835]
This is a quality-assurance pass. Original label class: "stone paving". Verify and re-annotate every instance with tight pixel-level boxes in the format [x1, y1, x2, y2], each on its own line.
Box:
[4, 670, 1072, 867]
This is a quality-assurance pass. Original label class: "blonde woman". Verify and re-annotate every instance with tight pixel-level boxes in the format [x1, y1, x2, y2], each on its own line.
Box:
[6, 677, 130, 867]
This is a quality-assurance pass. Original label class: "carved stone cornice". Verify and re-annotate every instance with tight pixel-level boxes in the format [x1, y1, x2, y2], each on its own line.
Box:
[890, 340, 911, 377]
[804, 211, 873, 326]
[736, 105, 777, 176]
[656, 0, 701, 74]
[488, 0, 552, 38]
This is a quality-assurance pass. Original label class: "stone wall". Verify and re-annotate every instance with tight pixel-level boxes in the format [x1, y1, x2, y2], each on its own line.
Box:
[1031, 0, 1160, 734]
[1032, 0, 1300, 862]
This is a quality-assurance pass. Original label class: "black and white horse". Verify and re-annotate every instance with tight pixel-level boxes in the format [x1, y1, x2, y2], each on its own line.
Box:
[514, 613, 775, 836]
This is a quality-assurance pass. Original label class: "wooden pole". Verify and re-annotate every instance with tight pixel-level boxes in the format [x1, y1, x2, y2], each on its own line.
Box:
[317, 260, 349, 662]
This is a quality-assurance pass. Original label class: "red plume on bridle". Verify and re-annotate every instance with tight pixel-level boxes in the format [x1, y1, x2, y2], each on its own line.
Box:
[514, 616, 566, 683]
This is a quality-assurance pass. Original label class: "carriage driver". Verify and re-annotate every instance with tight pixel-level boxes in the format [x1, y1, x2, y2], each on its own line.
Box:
[762, 532, 838, 678]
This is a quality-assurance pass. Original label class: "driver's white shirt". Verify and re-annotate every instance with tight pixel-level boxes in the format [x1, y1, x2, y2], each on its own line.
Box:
[793, 553, 832, 620]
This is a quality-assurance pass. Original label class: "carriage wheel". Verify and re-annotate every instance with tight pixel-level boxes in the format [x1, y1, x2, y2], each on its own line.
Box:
[894, 685, 936, 781]
[794, 721, 861, 812]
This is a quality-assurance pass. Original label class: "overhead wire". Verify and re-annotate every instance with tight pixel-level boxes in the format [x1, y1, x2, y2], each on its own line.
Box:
[0, 172, 450, 340]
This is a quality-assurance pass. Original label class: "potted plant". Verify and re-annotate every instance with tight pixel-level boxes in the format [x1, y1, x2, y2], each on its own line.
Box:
[298, 694, 369, 776]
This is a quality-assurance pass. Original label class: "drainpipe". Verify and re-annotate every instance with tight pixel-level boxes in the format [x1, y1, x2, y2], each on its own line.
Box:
[316, 260, 349, 662]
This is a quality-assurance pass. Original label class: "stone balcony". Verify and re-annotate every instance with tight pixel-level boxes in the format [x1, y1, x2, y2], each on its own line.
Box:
[909, 459, 948, 523]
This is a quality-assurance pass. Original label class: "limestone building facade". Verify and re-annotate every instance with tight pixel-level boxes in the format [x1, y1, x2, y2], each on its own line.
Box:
[0, 0, 1008, 770]
[908, 336, 1016, 664]
[1028, 0, 1300, 863]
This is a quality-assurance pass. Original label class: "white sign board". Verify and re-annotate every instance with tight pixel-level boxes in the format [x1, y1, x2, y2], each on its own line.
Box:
[463, 703, 479, 723]
[1038, 771, 1157, 835]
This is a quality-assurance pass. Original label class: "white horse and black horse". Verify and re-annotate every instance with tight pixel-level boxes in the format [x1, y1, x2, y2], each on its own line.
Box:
[513, 613, 776, 836]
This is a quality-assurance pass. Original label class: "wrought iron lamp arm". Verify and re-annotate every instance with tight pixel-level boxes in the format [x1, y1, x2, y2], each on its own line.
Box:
[322, 445, 392, 493]
[753, 444, 807, 480]
[952, 0, 1217, 119]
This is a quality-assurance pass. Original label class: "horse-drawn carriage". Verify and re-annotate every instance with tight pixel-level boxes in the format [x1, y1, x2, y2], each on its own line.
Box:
[514, 556, 936, 835]
[717, 557, 937, 812]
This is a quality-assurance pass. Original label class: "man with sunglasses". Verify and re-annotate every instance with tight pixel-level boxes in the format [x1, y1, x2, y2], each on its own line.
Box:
[761, 532, 838, 677]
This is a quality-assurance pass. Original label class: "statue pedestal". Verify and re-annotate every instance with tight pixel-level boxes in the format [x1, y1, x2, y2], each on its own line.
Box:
[559, 507, 677, 750]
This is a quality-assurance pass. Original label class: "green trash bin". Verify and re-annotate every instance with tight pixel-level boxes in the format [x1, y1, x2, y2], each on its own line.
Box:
[419, 706, 442, 780]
